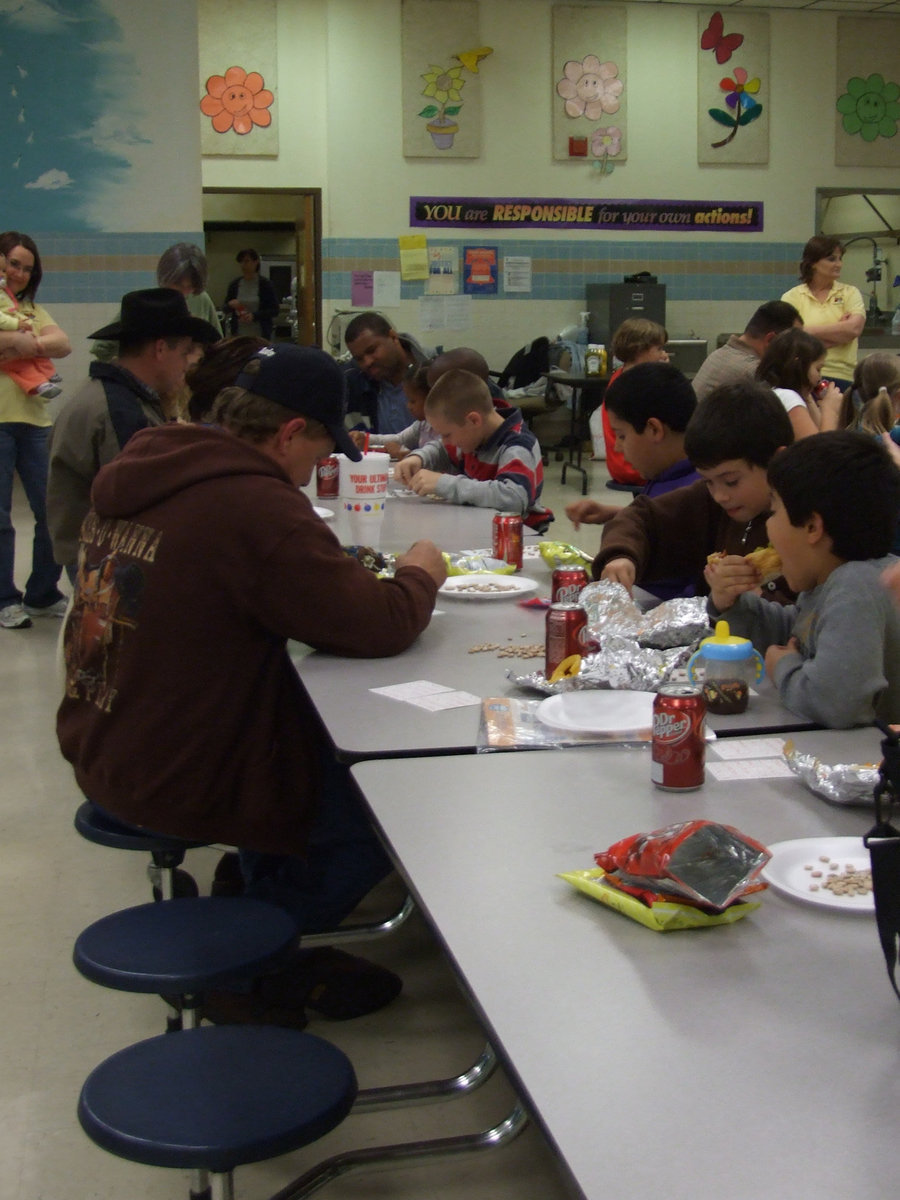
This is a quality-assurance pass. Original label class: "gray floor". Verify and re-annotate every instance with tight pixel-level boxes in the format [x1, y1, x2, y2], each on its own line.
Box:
[1, 443, 626, 1200]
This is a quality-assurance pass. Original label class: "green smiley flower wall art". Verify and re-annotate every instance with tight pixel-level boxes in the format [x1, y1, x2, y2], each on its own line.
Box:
[836, 74, 900, 142]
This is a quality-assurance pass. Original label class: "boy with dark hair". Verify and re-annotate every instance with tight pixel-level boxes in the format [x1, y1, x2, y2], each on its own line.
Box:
[706, 431, 900, 727]
[395, 367, 553, 530]
[592, 379, 793, 600]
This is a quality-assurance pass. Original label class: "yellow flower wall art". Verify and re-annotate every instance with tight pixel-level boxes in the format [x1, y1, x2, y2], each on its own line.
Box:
[200, 66, 274, 135]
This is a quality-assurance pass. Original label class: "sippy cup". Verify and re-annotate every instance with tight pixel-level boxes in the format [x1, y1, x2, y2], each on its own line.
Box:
[687, 620, 764, 715]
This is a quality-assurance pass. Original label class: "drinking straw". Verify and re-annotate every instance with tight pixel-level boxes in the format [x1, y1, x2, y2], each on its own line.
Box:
[363, 432, 370, 453]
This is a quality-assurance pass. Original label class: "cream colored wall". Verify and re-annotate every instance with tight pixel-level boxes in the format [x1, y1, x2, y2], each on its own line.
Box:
[198, 0, 900, 361]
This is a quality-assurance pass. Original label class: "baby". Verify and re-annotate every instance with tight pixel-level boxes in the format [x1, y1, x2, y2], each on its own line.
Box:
[0, 274, 61, 399]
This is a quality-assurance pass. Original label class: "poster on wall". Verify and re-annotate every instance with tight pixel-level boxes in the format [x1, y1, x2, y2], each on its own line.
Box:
[697, 9, 769, 165]
[834, 17, 900, 168]
[0, 0, 202, 232]
[462, 247, 498, 294]
[198, 0, 277, 157]
[410, 196, 764, 233]
[552, 4, 627, 164]
[401, 0, 485, 158]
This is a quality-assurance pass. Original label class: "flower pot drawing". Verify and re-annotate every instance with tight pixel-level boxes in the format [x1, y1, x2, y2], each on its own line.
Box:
[426, 117, 459, 149]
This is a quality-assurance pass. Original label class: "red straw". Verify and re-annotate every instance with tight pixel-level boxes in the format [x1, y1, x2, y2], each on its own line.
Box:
[363, 432, 370, 453]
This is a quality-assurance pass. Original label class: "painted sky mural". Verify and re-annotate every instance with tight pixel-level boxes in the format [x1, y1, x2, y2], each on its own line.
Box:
[0, 0, 197, 233]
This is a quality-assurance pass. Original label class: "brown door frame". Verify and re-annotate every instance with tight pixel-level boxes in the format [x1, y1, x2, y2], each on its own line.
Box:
[202, 186, 323, 346]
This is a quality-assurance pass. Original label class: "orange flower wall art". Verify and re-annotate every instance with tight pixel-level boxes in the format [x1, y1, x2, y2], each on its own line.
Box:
[200, 66, 273, 135]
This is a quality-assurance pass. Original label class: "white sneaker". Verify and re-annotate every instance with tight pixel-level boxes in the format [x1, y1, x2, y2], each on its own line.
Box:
[23, 598, 68, 618]
[0, 603, 32, 629]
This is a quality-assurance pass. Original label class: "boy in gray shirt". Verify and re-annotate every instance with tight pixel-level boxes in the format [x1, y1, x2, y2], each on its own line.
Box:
[705, 431, 900, 728]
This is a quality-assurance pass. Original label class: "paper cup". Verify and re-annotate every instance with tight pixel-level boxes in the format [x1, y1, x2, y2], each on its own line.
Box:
[338, 452, 390, 546]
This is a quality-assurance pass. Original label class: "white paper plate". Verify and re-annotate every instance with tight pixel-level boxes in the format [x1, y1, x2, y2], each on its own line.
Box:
[536, 690, 656, 734]
[762, 837, 874, 913]
[438, 575, 537, 601]
[389, 487, 444, 503]
[313, 506, 336, 521]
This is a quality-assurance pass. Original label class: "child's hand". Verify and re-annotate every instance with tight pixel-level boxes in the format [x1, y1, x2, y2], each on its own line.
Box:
[883, 560, 900, 607]
[704, 554, 760, 612]
[17, 317, 33, 332]
[600, 557, 636, 594]
[381, 440, 407, 461]
[409, 469, 441, 497]
[765, 637, 799, 681]
[565, 499, 618, 529]
[396, 539, 446, 587]
[394, 455, 423, 485]
[349, 430, 368, 449]
[814, 382, 843, 430]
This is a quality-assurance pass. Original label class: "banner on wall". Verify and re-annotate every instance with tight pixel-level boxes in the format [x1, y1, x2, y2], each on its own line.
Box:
[410, 197, 764, 232]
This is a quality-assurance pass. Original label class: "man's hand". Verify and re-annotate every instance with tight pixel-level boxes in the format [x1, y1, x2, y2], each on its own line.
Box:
[409, 469, 441, 496]
[600, 557, 636, 594]
[765, 637, 799, 681]
[565, 499, 618, 529]
[704, 554, 761, 612]
[394, 455, 423, 485]
[396, 539, 446, 587]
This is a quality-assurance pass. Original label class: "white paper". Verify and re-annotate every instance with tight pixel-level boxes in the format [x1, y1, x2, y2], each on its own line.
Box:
[503, 256, 532, 293]
[409, 690, 482, 711]
[710, 737, 786, 761]
[706, 759, 795, 782]
[373, 270, 401, 308]
[370, 680, 451, 701]
[418, 294, 472, 331]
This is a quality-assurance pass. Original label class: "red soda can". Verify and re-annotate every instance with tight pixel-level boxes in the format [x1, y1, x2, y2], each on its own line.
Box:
[651, 685, 706, 791]
[545, 603, 587, 679]
[551, 566, 589, 605]
[492, 513, 523, 571]
[316, 455, 339, 498]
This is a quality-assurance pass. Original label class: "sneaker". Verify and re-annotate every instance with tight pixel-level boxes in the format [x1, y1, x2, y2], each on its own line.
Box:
[32, 381, 61, 400]
[23, 598, 68, 618]
[49, 372, 62, 383]
[0, 603, 32, 629]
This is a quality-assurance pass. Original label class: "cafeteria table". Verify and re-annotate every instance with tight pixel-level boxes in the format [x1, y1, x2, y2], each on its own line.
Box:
[303, 484, 518, 554]
[351, 727, 895, 1200]
[292, 545, 820, 762]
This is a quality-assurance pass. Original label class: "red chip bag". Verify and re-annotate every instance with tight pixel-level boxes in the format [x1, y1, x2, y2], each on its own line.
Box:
[595, 820, 770, 910]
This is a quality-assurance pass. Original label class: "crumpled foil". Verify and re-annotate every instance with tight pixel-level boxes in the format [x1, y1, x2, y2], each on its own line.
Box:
[507, 641, 694, 695]
[783, 739, 879, 807]
[578, 581, 712, 650]
[444, 551, 515, 576]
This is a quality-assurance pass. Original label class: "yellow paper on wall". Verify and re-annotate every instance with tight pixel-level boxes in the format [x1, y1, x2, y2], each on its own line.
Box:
[399, 235, 429, 281]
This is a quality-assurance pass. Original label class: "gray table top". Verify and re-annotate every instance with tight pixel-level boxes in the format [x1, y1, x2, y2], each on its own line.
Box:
[293, 546, 821, 762]
[352, 728, 893, 1200]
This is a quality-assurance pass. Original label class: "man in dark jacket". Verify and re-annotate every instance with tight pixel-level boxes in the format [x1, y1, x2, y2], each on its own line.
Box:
[47, 288, 218, 571]
[343, 310, 431, 433]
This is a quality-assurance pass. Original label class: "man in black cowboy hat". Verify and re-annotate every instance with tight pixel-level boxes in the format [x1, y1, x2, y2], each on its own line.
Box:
[47, 288, 218, 572]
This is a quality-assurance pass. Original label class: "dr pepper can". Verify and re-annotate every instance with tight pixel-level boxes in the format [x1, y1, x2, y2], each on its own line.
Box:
[316, 455, 339, 498]
[545, 603, 588, 679]
[492, 513, 523, 571]
[651, 685, 706, 791]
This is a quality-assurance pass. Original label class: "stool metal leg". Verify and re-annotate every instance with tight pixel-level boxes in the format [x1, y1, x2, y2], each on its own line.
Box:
[267, 1104, 529, 1200]
[209, 1174, 233, 1200]
[352, 1042, 496, 1112]
[299, 893, 415, 947]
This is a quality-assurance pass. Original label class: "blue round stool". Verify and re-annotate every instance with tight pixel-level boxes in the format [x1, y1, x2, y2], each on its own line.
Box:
[78, 1024, 357, 1200]
[74, 799, 208, 900]
[73, 896, 299, 1030]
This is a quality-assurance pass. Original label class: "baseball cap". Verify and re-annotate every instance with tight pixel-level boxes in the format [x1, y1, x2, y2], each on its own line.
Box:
[235, 344, 361, 461]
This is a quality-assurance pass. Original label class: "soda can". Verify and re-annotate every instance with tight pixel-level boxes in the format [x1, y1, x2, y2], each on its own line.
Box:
[492, 513, 523, 571]
[551, 566, 589, 605]
[316, 455, 339, 498]
[545, 603, 587, 679]
[651, 685, 706, 791]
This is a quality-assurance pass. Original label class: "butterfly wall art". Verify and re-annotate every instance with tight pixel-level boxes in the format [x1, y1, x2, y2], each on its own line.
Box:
[700, 11, 743, 65]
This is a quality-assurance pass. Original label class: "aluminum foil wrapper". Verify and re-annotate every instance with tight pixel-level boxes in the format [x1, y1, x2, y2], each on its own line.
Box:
[578, 582, 712, 649]
[506, 640, 693, 696]
[783, 739, 879, 807]
[444, 551, 514, 575]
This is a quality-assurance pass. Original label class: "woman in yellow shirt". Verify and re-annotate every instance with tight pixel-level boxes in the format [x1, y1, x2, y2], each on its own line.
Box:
[0, 231, 71, 629]
[782, 235, 865, 391]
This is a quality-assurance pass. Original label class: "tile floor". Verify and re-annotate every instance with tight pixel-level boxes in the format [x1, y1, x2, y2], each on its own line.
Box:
[1, 448, 626, 1200]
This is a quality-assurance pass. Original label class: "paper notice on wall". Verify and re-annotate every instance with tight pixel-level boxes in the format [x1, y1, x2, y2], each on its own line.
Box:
[504, 256, 532, 293]
[418, 294, 472, 331]
[351, 271, 374, 307]
[373, 271, 401, 308]
[398, 234, 429, 280]
[426, 245, 459, 294]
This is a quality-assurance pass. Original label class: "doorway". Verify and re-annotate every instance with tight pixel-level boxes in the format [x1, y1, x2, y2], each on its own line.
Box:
[202, 187, 322, 346]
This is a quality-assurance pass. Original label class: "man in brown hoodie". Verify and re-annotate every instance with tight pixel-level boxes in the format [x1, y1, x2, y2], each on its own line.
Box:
[57, 344, 446, 1023]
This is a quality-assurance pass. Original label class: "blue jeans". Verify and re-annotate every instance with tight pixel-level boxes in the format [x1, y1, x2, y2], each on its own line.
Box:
[0, 422, 63, 610]
[239, 752, 393, 936]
